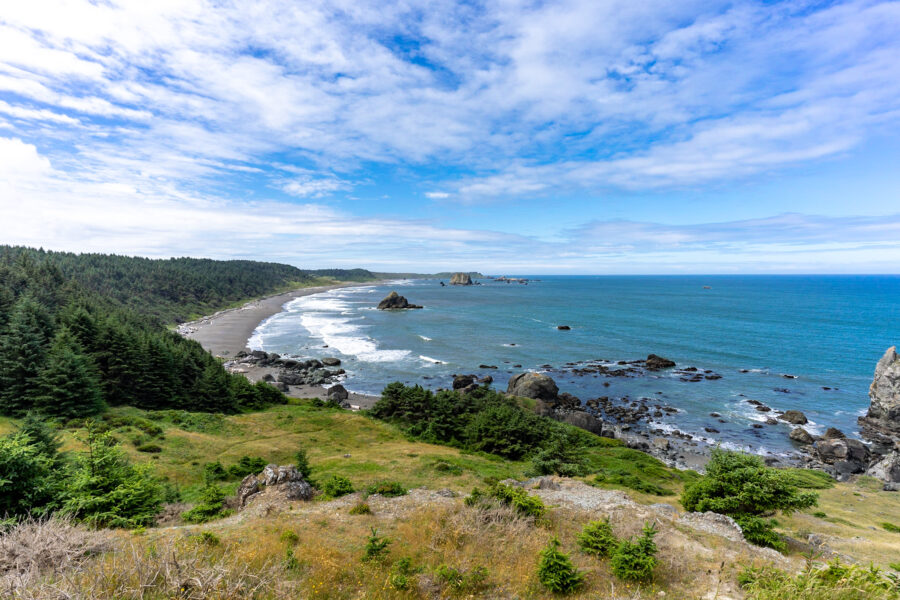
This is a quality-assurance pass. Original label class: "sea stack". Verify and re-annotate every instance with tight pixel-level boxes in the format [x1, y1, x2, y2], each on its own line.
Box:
[449, 272, 473, 285]
[859, 346, 900, 441]
[377, 291, 423, 310]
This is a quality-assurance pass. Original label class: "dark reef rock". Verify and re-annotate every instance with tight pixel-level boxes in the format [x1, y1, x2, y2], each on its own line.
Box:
[557, 325, 571, 330]
[780, 410, 808, 425]
[645, 354, 676, 370]
[377, 291, 423, 309]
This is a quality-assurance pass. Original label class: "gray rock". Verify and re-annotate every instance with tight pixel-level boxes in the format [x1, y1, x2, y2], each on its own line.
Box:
[262, 373, 275, 383]
[377, 291, 423, 309]
[780, 410, 808, 425]
[322, 357, 342, 366]
[866, 451, 900, 483]
[449, 272, 473, 285]
[237, 474, 260, 507]
[790, 427, 815, 445]
[823, 427, 846, 440]
[326, 384, 349, 402]
[557, 410, 604, 435]
[507, 372, 559, 401]
[815, 437, 870, 475]
[859, 346, 900, 438]
[652, 437, 670, 452]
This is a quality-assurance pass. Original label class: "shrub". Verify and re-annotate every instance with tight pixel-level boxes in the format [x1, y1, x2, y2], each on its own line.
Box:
[191, 531, 220, 546]
[294, 448, 312, 480]
[529, 429, 588, 477]
[436, 564, 489, 592]
[227, 455, 266, 478]
[0, 433, 60, 518]
[432, 460, 463, 475]
[490, 483, 546, 518]
[735, 515, 786, 551]
[882, 522, 900, 533]
[537, 537, 584, 594]
[321, 475, 354, 498]
[739, 559, 900, 599]
[577, 518, 618, 557]
[812, 511, 827, 518]
[366, 481, 406, 497]
[280, 530, 299, 544]
[284, 547, 301, 571]
[349, 501, 372, 515]
[181, 484, 229, 524]
[203, 461, 228, 483]
[680, 449, 817, 550]
[136, 443, 162, 453]
[362, 527, 390, 562]
[610, 522, 658, 581]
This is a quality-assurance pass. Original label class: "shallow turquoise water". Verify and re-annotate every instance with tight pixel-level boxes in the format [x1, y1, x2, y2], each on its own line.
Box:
[250, 275, 900, 456]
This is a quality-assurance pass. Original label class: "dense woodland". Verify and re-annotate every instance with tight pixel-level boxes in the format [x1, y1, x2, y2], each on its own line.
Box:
[0, 247, 299, 420]
[0, 246, 377, 324]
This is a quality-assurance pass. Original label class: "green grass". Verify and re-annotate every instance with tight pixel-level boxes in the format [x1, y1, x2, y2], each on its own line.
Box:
[783, 468, 836, 489]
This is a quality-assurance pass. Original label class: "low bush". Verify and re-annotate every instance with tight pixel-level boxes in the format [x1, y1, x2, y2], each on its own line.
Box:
[738, 559, 900, 599]
[431, 460, 463, 475]
[181, 484, 230, 524]
[435, 564, 489, 592]
[577, 518, 618, 557]
[465, 483, 546, 519]
[203, 461, 228, 483]
[321, 475, 354, 498]
[349, 502, 372, 515]
[882, 522, 900, 533]
[610, 522, 658, 581]
[279, 530, 299, 544]
[593, 470, 671, 496]
[389, 557, 421, 591]
[135, 443, 162, 453]
[190, 531, 220, 546]
[366, 481, 406, 497]
[735, 515, 786, 551]
[537, 537, 584, 594]
[227, 455, 266, 478]
[294, 448, 312, 480]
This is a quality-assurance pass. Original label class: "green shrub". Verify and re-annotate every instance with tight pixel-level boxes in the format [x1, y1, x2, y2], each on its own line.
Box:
[349, 501, 372, 515]
[529, 429, 588, 477]
[610, 522, 658, 581]
[432, 460, 463, 475]
[203, 461, 228, 483]
[593, 470, 671, 496]
[191, 531, 220, 546]
[0, 432, 60, 518]
[227, 455, 266, 478]
[739, 559, 900, 599]
[389, 557, 420, 591]
[680, 449, 817, 551]
[436, 564, 489, 592]
[882, 522, 900, 533]
[321, 475, 354, 498]
[136, 443, 162, 453]
[294, 448, 312, 480]
[280, 530, 299, 544]
[577, 518, 618, 557]
[362, 527, 390, 562]
[284, 548, 301, 571]
[181, 483, 230, 524]
[812, 511, 827, 518]
[366, 481, 406, 497]
[735, 515, 786, 551]
[490, 483, 546, 518]
[537, 537, 584, 594]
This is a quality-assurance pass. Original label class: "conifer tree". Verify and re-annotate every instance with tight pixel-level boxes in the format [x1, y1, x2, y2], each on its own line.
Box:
[0, 295, 54, 415]
[193, 361, 236, 413]
[18, 411, 63, 464]
[32, 327, 105, 419]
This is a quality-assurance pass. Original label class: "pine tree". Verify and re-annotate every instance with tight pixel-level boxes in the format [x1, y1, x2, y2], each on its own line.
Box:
[0, 296, 54, 415]
[192, 362, 237, 413]
[32, 327, 105, 419]
[18, 411, 63, 464]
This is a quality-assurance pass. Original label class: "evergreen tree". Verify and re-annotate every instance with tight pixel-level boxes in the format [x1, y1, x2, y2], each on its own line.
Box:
[32, 327, 105, 419]
[18, 411, 63, 464]
[193, 362, 236, 413]
[0, 432, 58, 517]
[0, 295, 54, 416]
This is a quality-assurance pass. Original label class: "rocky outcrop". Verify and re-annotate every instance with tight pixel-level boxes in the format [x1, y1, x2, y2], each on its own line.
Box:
[789, 427, 815, 445]
[326, 384, 349, 402]
[449, 272, 473, 285]
[859, 346, 900, 442]
[237, 464, 314, 508]
[377, 291, 423, 309]
[452, 374, 476, 392]
[815, 437, 871, 480]
[780, 410, 808, 425]
[507, 372, 559, 402]
[866, 451, 900, 488]
[645, 354, 676, 370]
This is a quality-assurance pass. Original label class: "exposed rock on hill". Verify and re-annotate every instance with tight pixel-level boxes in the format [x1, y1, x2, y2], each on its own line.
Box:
[449, 272, 473, 285]
[236, 464, 314, 508]
[377, 291, 423, 309]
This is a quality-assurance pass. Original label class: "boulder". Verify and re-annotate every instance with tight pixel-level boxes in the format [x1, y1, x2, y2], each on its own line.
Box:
[645, 354, 676, 370]
[452, 374, 476, 390]
[238, 465, 315, 508]
[377, 291, 423, 310]
[326, 384, 349, 402]
[815, 437, 870, 476]
[866, 451, 900, 483]
[557, 410, 604, 435]
[449, 272, 473, 285]
[507, 372, 559, 402]
[823, 427, 846, 440]
[859, 346, 900, 438]
[262, 373, 275, 382]
[237, 474, 260, 507]
[557, 325, 571, 330]
[322, 357, 342, 366]
[789, 427, 815, 445]
[780, 410, 808, 425]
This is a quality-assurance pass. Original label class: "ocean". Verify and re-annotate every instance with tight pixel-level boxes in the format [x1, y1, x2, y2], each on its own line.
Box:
[248, 275, 900, 457]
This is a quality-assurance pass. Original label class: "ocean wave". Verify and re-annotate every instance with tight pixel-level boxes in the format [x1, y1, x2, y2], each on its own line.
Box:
[419, 355, 444, 364]
[418, 335, 432, 341]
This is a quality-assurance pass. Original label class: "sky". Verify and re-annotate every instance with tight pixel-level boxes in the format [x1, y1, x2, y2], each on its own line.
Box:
[1, 0, 899, 274]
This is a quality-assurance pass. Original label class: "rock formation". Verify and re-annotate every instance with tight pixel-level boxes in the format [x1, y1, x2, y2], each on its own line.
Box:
[449, 272, 473, 285]
[779, 410, 808, 425]
[645, 354, 676, 370]
[236, 464, 314, 508]
[326, 384, 349, 402]
[377, 291, 423, 309]
[859, 346, 900, 442]
[506, 372, 559, 401]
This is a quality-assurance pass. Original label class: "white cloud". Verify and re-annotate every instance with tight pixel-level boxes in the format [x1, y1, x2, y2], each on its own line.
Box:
[425, 191, 450, 199]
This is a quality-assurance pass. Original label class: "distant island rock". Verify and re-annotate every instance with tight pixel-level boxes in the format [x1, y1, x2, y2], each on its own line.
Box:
[449, 272, 474, 285]
[377, 291, 423, 310]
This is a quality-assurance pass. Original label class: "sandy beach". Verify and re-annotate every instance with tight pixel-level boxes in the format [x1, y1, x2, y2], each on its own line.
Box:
[178, 282, 381, 408]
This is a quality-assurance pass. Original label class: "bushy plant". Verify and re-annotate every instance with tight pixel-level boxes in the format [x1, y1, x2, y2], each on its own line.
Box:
[680, 449, 817, 550]
[490, 482, 546, 518]
[191, 531, 220, 546]
[203, 461, 228, 483]
[280, 530, 299, 544]
[349, 501, 372, 515]
[735, 515, 786, 551]
[136, 443, 162, 453]
[529, 429, 588, 477]
[610, 522, 658, 581]
[882, 522, 900, 533]
[362, 527, 390, 562]
[227, 455, 266, 478]
[577, 518, 618, 557]
[0, 433, 60, 517]
[537, 537, 584, 594]
[181, 483, 229, 524]
[739, 559, 900, 599]
[436, 564, 489, 592]
[294, 448, 312, 480]
[366, 480, 406, 497]
[321, 474, 354, 498]
[593, 470, 671, 496]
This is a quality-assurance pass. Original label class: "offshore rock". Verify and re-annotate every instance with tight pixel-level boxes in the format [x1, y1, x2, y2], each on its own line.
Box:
[449, 272, 473, 285]
[780, 410, 808, 425]
[507, 372, 559, 402]
[645, 354, 676, 370]
[377, 291, 423, 309]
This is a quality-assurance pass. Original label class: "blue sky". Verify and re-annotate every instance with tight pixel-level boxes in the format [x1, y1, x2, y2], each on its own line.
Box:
[1, 0, 899, 273]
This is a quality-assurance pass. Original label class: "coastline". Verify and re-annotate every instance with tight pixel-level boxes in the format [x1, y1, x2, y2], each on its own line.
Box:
[177, 281, 383, 409]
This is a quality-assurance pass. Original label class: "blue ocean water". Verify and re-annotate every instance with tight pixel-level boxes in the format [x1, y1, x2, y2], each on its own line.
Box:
[249, 276, 900, 456]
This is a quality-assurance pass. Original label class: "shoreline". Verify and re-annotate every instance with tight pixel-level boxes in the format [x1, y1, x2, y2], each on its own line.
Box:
[177, 280, 384, 409]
